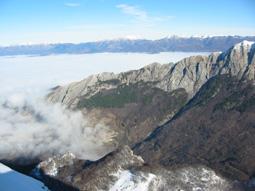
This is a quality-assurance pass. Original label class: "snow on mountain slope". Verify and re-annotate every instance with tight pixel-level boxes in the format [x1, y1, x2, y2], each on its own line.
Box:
[109, 169, 156, 191]
[107, 165, 233, 191]
[0, 163, 49, 191]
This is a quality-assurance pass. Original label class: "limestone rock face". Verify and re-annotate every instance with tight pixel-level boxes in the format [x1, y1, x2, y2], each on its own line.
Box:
[157, 53, 221, 97]
[47, 57, 212, 108]
[47, 41, 255, 152]
[48, 41, 255, 108]
[220, 40, 255, 80]
[47, 63, 172, 108]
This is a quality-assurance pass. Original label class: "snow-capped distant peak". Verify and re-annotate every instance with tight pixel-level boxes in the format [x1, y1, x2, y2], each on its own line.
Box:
[166, 35, 180, 39]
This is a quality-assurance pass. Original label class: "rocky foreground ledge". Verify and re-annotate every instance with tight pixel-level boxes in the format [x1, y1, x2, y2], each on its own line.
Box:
[33, 146, 239, 191]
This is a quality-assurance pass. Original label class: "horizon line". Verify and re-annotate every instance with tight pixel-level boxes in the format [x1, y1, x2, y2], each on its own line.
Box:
[1, 34, 255, 47]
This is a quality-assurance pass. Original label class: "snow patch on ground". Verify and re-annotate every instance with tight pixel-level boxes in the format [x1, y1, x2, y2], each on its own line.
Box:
[0, 163, 49, 191]
[109, 169, 156, 191]
[34, 152, 76, 177]
[108, 165, 231, 191]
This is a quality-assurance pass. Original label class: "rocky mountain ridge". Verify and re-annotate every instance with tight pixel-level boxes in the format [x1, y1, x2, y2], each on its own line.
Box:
[47, 41, 255, 148]
[49, 40, 255, 107]
[32, 41, 255, 190]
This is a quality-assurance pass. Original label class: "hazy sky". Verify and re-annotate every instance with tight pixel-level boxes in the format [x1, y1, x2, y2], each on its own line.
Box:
[0, 0, 255, 45]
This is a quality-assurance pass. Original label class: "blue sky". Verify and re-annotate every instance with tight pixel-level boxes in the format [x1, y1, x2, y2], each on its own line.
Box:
[0, 0, 254, 45]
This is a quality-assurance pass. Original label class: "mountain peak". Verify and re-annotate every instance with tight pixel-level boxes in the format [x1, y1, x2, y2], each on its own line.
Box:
[217, 40, 255, 80]
[233, 40, 255, 50]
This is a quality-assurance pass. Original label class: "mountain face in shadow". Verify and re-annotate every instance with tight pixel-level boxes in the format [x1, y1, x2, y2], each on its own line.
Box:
[134, 74, 255, 181]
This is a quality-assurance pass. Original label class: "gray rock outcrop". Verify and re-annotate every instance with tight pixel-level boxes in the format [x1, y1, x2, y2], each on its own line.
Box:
[47, 40, 255, 150]
[48, 41, 255, 108]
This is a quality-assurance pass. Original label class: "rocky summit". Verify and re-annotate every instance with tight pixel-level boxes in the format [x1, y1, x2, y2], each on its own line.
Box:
[28, 41, 255, 191]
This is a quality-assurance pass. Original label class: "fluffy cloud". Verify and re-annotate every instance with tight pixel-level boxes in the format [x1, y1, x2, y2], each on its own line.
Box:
[116, 4, 174, 25]
[0, 94, 115, 164]
[64, 2, 80, 7]
[116, 4, 148, 21]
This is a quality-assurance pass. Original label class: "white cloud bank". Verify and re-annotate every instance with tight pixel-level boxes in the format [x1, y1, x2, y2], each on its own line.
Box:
[0, 53, 209, 164]
[0, 95, 115, 163]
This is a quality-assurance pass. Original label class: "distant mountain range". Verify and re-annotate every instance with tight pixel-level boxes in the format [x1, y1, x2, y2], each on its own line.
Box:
[1, 35, 255, 56]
